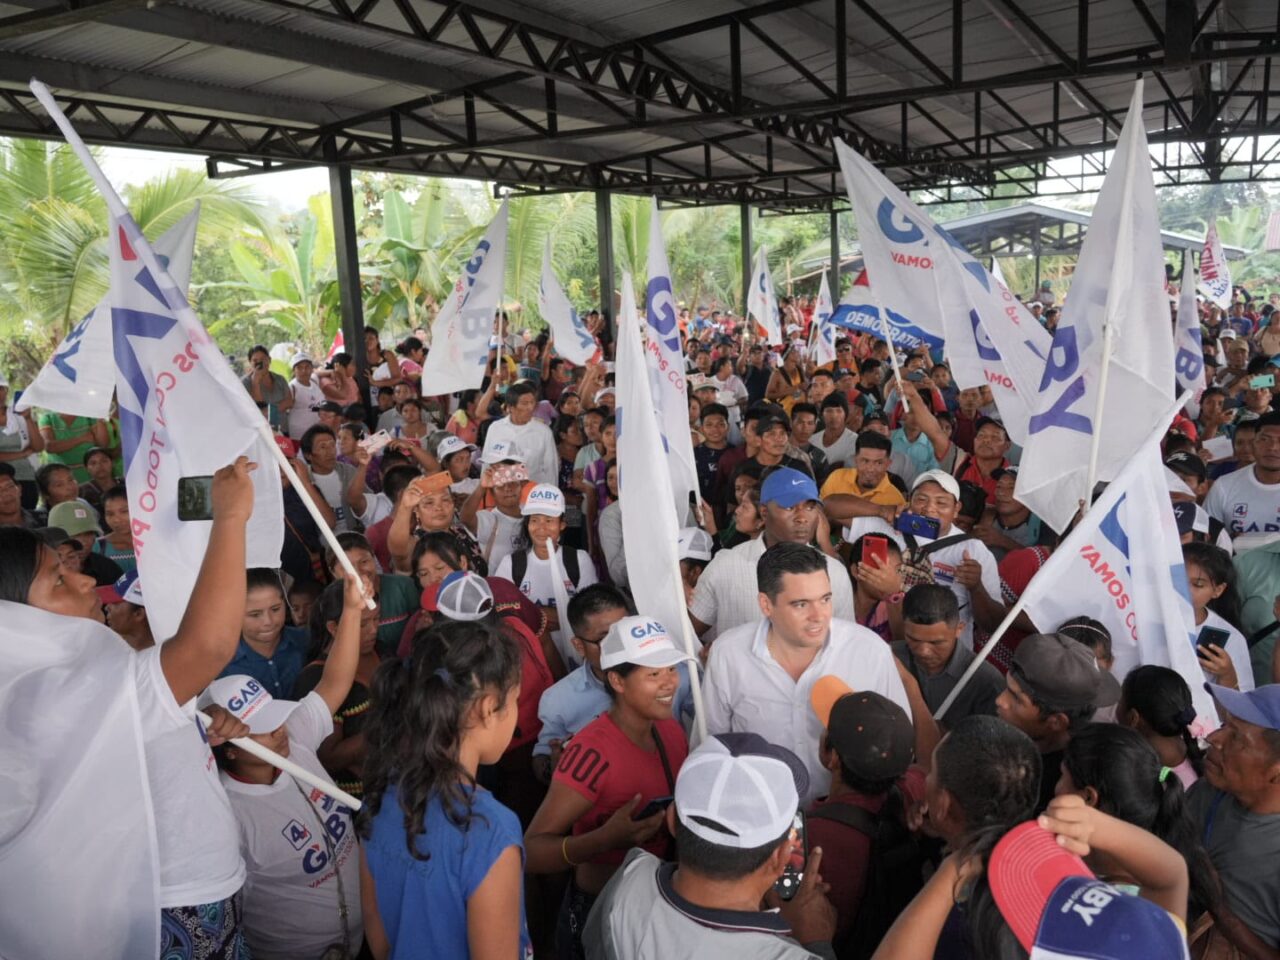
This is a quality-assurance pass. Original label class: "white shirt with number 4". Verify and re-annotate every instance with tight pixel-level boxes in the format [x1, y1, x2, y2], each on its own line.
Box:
[220, 692, 362, 960]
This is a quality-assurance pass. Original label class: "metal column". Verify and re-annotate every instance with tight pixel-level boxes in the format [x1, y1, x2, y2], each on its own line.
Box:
[328, 163, 369, 417]
[595, 189, 616, 339]
[740, 203, 753, 316]
[829, 206, 840, 297]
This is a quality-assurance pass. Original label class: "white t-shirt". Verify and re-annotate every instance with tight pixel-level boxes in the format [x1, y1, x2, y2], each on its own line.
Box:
[308, 468, 350, 531]
[288, 379, 325, 440]
[134, 647, 245, 908]
[810, 427, 858, 469]
[484, 417, 559, 486]
[1199, 609, 1256, 692]
[220, 693, 362, 960]
[356, 490, 393, 527]
[475, 508, 523, 571]
[493, 546, 598, 608]
[1205, 464, 1280, 538]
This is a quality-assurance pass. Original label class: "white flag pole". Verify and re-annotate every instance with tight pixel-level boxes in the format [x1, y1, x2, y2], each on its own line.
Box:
[1082, 318, 1116, 511]
[544, 538, 581, 670]
[29, 79, 374, 610]
[196, 709, 361, 809]
[934, 389, 1192, 723]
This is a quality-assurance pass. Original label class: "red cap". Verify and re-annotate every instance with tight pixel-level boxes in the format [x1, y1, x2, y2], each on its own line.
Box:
[989, 821, 1094, 951]
[274, 435, 300, 459]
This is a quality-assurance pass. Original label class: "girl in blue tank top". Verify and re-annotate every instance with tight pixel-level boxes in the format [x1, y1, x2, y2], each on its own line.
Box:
[359, 617, 532, 959]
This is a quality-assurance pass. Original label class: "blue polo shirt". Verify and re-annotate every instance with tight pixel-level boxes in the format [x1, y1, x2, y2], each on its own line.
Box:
[219, 625, 310, 700]
[891, 427, 940, 476]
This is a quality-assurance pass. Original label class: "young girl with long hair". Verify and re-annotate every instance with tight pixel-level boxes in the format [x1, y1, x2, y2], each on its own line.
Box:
[1118, 665, 1206, 788]
[218, 568, 310, 699]
[1183, 541, 1254, 691]
[359, 619, 531, 958]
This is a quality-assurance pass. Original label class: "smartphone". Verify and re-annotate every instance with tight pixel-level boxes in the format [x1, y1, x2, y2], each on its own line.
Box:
[1197, 626, 1231, 651]
[634, 796, 674, 820]
[177, 475, 214, 522]
[1249, 374, 1276, 389]
[894, 512, 941, 541]
[773, 811, 807, 901]
[359, 429, 394, 456]
[863, 534, 891, 568]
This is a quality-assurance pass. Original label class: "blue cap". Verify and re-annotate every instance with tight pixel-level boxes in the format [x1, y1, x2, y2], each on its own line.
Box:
[760, 467, 819, 507]
[1206, 683, 1280, 732]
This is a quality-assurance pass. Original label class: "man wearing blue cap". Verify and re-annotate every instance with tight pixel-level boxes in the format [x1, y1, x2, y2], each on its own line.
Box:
[1186, 683, 1280, 954]
[689, 466, 855, 640]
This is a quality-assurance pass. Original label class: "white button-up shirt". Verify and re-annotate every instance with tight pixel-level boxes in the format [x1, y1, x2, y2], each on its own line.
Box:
[702, 617, 911, 804]
[689, 537, 856, 641]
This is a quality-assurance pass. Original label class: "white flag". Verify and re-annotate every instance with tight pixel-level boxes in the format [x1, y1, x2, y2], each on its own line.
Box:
[617, 272, 701, 657]
[1016, 78, 1175, 534]
[0, 602, 161, 959]
[1198, 222, 1232, 309]
[990, 257, 1009, 290]
[1175, 251, 1207, 403]
[419, 201, 508, 394]
[808, 269, 838, 365]
[835, 139, 1051, 444]
[15, 209, 199, 417]
[538, 240, 599, 366]
[746, 246, 782, 345]
[1020, 443, 1217, 729]
[644, 199, 699, 514]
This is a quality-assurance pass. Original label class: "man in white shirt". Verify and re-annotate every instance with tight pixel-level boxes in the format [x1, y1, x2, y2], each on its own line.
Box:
[1205, 413, 1280, 538]
[689, 467, 855, 640]
[702, 541, 911, 804]
[810, 392, 858, 469]
[483, 380, 559, 485]
[287, 354, 325, 441]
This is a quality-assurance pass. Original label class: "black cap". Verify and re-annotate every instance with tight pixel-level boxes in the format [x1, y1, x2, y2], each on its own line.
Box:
[756, 411, 791, 435]
[1164, 451, 1207, 483]
[815, 683, 914, 783]
[974, 415, 1009, 438]
[1011, 633, 1121, 710]
[991, 465, 1019, 482]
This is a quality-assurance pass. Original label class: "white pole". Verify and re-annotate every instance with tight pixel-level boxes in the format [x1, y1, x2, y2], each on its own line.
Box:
[494, 311, 504, 384]
[197, 710, 361, 810]
[1082, 318, 1115, 511]
[676, 608, 709, 744]
[933, 388, 1192, 722]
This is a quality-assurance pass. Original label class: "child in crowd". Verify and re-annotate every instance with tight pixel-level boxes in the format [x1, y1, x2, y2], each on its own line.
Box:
[1117, 665, 1205, 789]
[218, 569, 310, 699]
[1183, 541, 1254, 691]
[93, 484, 136, 575]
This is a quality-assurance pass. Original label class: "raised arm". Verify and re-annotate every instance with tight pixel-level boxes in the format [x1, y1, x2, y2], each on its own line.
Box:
[160, 457, 254, 704]
[311, 574, 369, 714]
[387, 484, 424, 572]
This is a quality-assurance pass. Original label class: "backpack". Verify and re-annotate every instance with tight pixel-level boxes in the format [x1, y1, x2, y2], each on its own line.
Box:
[511, 547, 580, 592]
[807, 795, 930, 960]
[897, 530, 973, 590]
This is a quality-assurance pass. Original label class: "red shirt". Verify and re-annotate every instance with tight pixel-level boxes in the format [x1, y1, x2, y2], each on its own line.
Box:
[954, 455, 1009, 505]
[806, 766, 927, 941]
[554, 713, 688, 866]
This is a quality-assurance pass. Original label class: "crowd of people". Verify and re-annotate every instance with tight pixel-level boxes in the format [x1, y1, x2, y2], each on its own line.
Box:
[2, 284, 1279, 960]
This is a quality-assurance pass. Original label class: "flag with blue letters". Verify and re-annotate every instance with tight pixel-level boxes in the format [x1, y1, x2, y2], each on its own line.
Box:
[834, 139, 1052, 445]
[808, 269, 838, 365]
[746, 246, 782, 344]
[1019, 442, 1218, 729]
[418, 201, 508, 394]
[538, 239, 599, 366]
[1016, 79, 1175, 533]
[829, 297, 942, 350]
[16, 209, 199, 418]
[1175, 250, 1207, 402]
[645, 198, 699, 514]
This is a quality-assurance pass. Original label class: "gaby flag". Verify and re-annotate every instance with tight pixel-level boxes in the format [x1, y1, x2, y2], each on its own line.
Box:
[808, 269, 837, 365]
[419, 201, 508, 394]
[746, 246, 782, 344]
[0, 601, 161, 959]
[1175, 250, 1207, 402]
[1017, 79, 1174, 534]
[30, 80, 285, 643]
[835, 139, 1052, 445]
[1198, 221, 1232, 309]
[538, 240, 599, 366]
[645, 198, 700, 513]
[16, 209, 199, 418]
[1019, 442, 1217, 729]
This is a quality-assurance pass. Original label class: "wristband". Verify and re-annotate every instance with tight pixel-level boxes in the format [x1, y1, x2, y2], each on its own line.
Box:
[561, 836, 578, 867]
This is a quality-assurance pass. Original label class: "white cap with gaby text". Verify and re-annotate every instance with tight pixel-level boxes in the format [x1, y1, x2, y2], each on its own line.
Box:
[199, 675, 299, 735]
[599, 615, 695, 671]
[520, 483, 565, 517]
[911, 469, 960, 501]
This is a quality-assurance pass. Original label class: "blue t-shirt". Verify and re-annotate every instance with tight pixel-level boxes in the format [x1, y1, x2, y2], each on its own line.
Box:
[365, 784, 531, 959]
[219, 625, 309, 700]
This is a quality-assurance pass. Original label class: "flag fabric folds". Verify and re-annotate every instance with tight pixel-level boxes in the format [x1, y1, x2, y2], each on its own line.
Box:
[1015, 79, 1175, 533]
[0, 602, 161, 960]
[16, 209, 199, 418]
[645, 199, 700, 514]
[1175, 251, 1207, 402]
[538, 240, 599, 366]
[1019, 444, 1218, 729]
[746, 246, 782, 345]
[616, 272, 701, 658]
[418, 201, 509, 394]
[829, 295, 942, 350]
[1198, 222, 1232, 309]
[834, 139, 1052, 445]
[807, 269, 837, 365]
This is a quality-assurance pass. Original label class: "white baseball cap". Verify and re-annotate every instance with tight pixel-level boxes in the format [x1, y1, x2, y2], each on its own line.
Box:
[677, 527, 714, 562]
[599, 615, 695, 671]
[675, 734, 808, 849]
[911, 469, 961, 501]
[481, 438, 526, 464]
[290, 353, 314, 368]
[431, 571, 495, 622]
[594, 387, 616, 403]
[436, 434, 477, 462]
[520, 483, 565, 517]
[200, 675, 298, 735]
